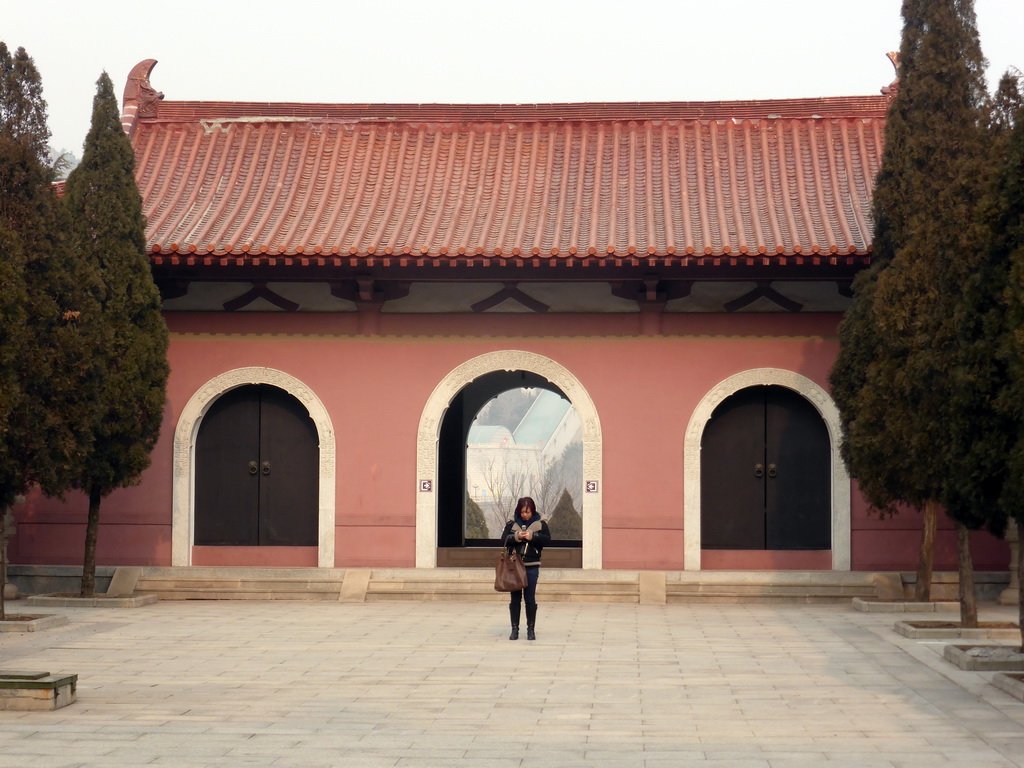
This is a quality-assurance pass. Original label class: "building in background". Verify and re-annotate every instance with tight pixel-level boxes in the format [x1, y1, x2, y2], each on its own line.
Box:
[8, 60, 1008, 575]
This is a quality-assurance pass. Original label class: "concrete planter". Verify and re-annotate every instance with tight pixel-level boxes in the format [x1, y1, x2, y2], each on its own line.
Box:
[992, 672, 1024, 702]
[0, 672, 77, 711]
[853, 597, 957, 613]
[943, 644, 1024, 671]
[893, 620, 1021, 640]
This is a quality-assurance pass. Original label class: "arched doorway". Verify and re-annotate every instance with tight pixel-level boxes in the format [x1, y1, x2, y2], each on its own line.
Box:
[684, 369, 851, 570]
[417, 351, 603, 568]
[436, 371, 583, 567]
[172, 368, 336, 567]
[700, 385, 830, 551]
[194, 384, 319, 547]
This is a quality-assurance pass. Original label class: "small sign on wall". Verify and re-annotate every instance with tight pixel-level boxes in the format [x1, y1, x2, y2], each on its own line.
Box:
[419, 480, 432, 493]
[586, 481, 599, 493]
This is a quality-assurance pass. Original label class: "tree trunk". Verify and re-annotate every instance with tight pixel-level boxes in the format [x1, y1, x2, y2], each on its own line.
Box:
[1018, 518, 1023, 654]
[914, 501, 939, 602]
[0, 530, 7, 622]
[956, 522, 977, 628]
[81, 486, 102, 597]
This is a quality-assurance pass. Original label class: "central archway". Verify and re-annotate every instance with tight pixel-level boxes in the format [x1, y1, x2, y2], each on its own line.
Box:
[417, 351, 603, 568]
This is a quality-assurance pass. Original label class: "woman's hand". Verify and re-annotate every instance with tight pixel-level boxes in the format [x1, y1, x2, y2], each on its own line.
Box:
[522, 530, 533, 541]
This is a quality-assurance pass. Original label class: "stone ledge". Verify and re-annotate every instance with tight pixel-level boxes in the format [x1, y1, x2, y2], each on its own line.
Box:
[853, 597, 957, 613]
[6, 565, 116, 596]
[894, 620, 1021, 640]
[899, 571, 1009, 601]
[0, 614, 69, 632]
[0, 672, 77, 711]
[943, 644, 1024, 671]
[26, 593, 158, 608]
[993, 672, 1024, 701]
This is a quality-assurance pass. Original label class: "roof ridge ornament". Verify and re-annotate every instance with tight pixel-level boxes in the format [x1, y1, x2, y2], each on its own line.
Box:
[880, 51, 901, 98]
[121, 59, 164, 138]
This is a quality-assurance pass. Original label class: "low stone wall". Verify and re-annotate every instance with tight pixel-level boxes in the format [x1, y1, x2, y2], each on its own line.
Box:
[900, 571, 1009, 601]
[6, 565, 116, 597]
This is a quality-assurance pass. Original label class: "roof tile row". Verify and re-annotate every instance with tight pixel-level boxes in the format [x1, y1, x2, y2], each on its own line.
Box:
[128, 64, 887, 265]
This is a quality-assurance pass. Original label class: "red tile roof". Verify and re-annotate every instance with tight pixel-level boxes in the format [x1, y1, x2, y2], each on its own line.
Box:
[126, 61, 886, 269]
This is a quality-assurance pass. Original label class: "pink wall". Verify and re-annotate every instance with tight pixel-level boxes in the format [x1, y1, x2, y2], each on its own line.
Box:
[9, 309, 1010, 574]
[849, 489, 1008, 572]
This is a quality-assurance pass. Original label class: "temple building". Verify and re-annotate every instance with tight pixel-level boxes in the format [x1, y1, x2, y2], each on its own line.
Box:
[9, 60, 1008, 586]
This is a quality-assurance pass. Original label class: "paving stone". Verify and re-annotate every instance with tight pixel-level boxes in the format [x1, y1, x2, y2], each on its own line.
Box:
[0, 601, 1022, 767]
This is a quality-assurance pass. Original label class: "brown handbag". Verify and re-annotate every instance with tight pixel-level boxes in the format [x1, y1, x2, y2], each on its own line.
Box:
[494, 548, 528, 592]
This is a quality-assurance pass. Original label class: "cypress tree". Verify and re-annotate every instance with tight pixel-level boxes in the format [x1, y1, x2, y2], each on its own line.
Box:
[828, 1, 990, 611]
[0, 226, 27, 620]
[945, 74, 1022, 544]
[0, 43, 49, 167]
[989, 91, 1024, 651]
[61, 72, 169, 597]
[0, 105, 31, 512]
[0, 43, 98, 520]
[547, 488, 582, 540]
[0, 43, 99, 615]
[465, 493, 489, 539]
[991, 71, 1023, 137]
[1, 45, 56, 508]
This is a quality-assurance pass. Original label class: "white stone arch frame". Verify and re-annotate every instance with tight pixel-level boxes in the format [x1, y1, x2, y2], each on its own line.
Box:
[417, 351, 603, 569]
[683, 368, 851, 571]
[172, 367, 336, 567]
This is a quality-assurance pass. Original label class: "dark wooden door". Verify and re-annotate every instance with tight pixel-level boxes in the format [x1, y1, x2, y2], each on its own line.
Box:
[195, 385, 318, 546]
[194, 386, 259, 545]
[700, 387, 767, 549]
[764, 387, 831, 549]
[701, 385, 830, 550]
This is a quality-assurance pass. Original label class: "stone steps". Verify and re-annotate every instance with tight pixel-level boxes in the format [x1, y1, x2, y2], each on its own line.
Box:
[129, 566, 888, 604]
[364, 570, 640, 603]
[135, 567, 351, 601]
[666, 571, 880, 604]
[15, 565, 1005, 604]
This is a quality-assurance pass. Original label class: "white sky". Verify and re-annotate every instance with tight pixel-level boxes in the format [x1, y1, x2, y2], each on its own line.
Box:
[5, 0, 1023, 155]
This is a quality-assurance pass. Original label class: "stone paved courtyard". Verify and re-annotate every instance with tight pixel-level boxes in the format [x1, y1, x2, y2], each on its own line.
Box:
[0, 599, 1022, 767]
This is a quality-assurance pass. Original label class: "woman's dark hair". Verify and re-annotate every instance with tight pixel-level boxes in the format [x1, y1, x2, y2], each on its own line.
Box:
[515, 497, 537, 517]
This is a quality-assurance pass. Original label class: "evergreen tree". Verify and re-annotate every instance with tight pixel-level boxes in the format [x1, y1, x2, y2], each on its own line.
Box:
[0, 226, 27, 620]
[464, 493, 489, 539]
[61, 72, 169, 596]
[0, 43, 97, 519]
[988, 92, 1024, 651]
[828, 1, 990, 610]
[1, 45, 53, 511]
[946, 73, 1022, 543]
[0, 200, 30, 518]
[547, 488, 582, 540]
[0, 43, 49, 166]
[0, 43, 99, 616]
[991, 71, 1023, 137]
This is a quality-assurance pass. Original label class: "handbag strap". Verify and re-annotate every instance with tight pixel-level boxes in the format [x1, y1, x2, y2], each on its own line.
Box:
[501, 535, 517, 560]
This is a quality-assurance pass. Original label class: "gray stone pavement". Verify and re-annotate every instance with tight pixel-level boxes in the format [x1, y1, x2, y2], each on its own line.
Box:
[0, 598, 1022, 768]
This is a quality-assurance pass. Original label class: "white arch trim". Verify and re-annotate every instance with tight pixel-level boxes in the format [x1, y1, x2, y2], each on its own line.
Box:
[171, 367, 336, 567]
[416, 351, 603, 568]
[683, 368, 851, 571]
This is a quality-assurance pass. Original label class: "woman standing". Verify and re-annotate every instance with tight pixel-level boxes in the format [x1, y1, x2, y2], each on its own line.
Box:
[501, 496, 551, 640]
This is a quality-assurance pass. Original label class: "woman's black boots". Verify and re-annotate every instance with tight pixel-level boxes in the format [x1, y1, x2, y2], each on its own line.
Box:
[525, 603, 537, 641]
[509, 602, 521, 640]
